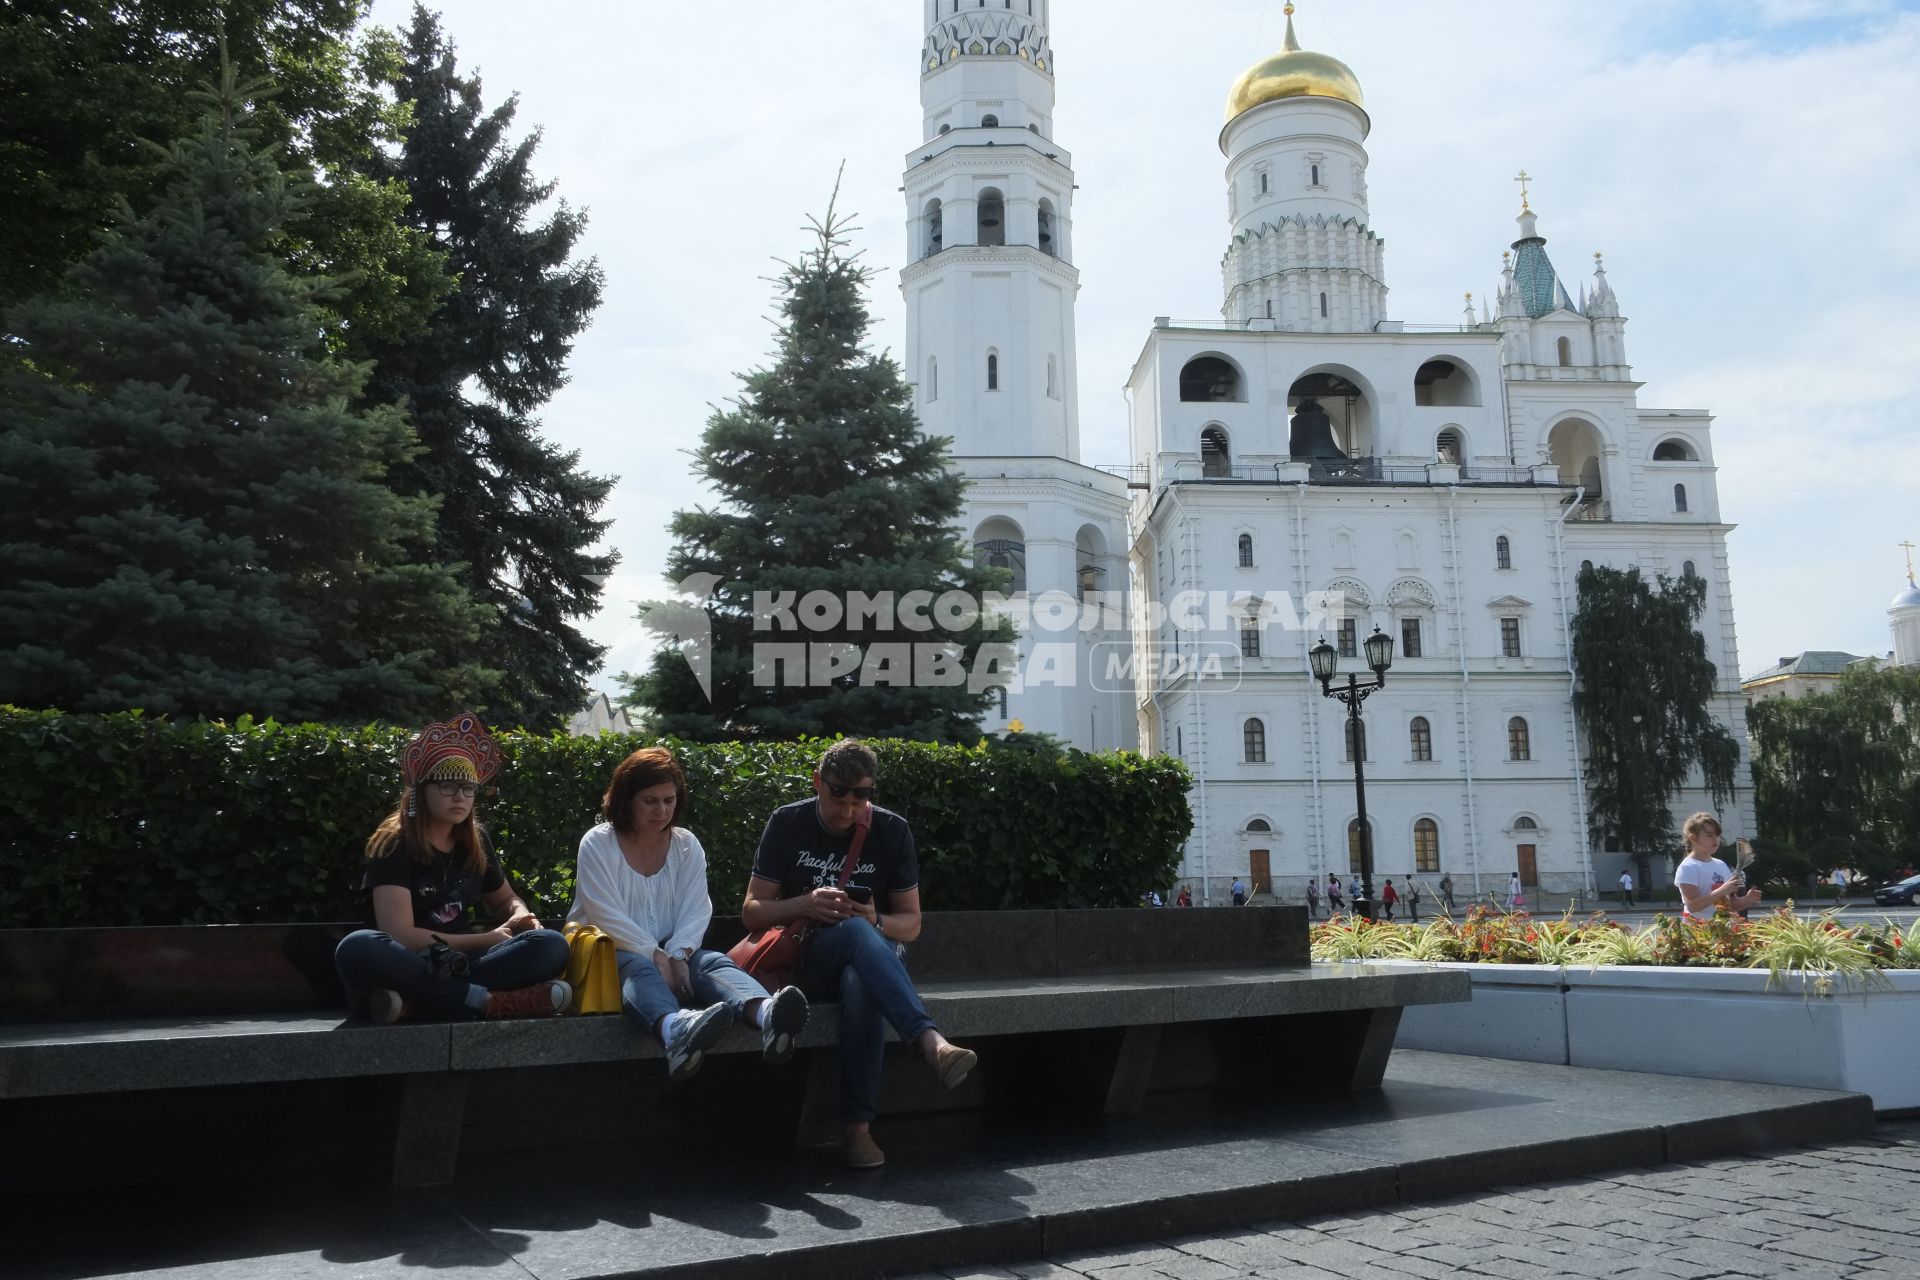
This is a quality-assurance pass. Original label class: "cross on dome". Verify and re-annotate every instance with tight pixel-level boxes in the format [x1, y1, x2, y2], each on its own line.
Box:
[1515, 169, 1533, 213]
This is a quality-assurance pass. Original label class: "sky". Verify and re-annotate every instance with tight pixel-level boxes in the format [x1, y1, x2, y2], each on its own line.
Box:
[366, 0, 1920, 692]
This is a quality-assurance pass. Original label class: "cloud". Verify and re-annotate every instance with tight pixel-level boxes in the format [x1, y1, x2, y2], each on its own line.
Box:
[364, 0, 1919, 694]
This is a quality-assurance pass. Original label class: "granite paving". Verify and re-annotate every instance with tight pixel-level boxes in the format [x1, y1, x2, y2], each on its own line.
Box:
[5, 1053, 1895, 1280]
[906, 1119, 1920, 1280]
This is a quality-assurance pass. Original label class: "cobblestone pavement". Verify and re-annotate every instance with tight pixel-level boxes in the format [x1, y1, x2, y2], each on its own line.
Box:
[908, 1122, 1920, 1280]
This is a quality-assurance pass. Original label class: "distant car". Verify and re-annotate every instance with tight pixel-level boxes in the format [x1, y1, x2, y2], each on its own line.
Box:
[1873, 875, 1920, 906]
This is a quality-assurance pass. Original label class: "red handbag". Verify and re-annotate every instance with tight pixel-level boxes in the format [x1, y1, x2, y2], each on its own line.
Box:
[728, 804, 870, 990]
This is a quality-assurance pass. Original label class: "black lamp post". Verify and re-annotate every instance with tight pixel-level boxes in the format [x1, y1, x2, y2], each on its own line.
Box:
[1310, 627, 1394, 921]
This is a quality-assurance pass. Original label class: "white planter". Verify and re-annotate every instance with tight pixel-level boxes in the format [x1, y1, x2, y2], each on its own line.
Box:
[1378, 960, 1920, 1111]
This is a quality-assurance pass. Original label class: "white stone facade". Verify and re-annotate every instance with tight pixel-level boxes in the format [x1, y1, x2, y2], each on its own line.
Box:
[900, 8, 1754, 900]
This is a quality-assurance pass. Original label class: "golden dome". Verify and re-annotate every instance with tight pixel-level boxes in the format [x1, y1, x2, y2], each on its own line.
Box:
[1225, 5, 1365, 123]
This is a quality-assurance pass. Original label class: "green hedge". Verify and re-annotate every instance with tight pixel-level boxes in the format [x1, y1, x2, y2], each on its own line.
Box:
[0, 708, 1193, 926]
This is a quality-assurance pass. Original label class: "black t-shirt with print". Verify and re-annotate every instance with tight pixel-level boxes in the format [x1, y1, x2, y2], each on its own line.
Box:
[361, 833, 507, 931]
[749, 799, 920, 914]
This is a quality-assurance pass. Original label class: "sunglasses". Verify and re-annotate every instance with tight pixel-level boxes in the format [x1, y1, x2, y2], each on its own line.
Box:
[824, 783, 874, 801]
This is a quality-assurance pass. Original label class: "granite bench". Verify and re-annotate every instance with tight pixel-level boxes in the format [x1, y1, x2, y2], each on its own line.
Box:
[0, 910, 1468, 1191]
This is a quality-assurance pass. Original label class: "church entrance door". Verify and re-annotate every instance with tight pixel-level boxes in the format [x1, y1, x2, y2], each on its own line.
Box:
[1249, 849, 1270, 897]
[1516, 845, 1538, 887]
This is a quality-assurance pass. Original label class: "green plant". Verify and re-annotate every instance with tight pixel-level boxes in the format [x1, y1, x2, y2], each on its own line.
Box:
[1744, 908, 1885, 993]
[1570, 922, 1659, 967]
[1381, 921, 1467, 962]
[0, 708, 1192, 925]
[1311, 915, 1398, 961]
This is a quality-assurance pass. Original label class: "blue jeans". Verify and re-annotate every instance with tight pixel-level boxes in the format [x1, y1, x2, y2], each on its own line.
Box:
[334, 928, 569, 1019]
[617, 948, 771, 1039]
[800, 919, 937, 1124]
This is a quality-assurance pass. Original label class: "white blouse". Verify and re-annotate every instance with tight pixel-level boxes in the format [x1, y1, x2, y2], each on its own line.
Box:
[566, 823, 713, 958]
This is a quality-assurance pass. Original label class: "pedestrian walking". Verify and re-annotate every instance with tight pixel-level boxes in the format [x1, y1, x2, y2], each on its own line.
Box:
[1327, 874, 1344, 915]
[1407, 881, 1421, 922]
[1618, 869, 1635, 907]
[1176, 883, 1193, 908]
[1506, 871, 1524, 912]
[1305, 878, 1320, 919]
[1230, 876, 1248, 907]
[1438, 874, 1455, 913]
[1381, 879, 1399, 921]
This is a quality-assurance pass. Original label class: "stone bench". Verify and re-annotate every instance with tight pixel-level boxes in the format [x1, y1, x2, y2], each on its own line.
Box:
[0, 910, 1467, 1190]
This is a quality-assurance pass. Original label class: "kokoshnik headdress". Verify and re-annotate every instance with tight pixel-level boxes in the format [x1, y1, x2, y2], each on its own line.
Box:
[402, 713, 502, 787]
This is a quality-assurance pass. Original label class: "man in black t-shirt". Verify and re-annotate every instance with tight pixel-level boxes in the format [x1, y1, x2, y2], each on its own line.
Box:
[743, 739, 975, 1170]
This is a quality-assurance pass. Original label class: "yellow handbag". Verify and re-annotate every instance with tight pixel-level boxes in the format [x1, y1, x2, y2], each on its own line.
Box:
[562, 923, 624, 1015]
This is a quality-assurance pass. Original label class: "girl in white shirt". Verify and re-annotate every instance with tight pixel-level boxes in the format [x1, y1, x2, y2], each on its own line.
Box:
[1673, 812, 1763, 920]
[568, 747, 807, 1080]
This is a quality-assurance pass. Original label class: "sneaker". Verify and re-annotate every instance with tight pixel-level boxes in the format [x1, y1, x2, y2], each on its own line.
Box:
[932, 1041, 977, 1091]
[844, 1127, 886, 1170]
[367, 989, 414, 1024]
[663, 1001, 731, 1081]
[485, 980, 571, 1019]
[759, 985, 810, 1064]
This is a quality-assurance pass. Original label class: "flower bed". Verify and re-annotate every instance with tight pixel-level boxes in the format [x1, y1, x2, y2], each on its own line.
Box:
[1322, 908, 1920, 1110]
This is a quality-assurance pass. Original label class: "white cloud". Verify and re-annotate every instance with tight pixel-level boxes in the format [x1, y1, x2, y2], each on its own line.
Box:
[366, 0, 1920, 692]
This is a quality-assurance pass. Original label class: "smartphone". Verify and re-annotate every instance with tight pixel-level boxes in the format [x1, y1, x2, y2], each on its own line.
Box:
[847, 886, 873, 905]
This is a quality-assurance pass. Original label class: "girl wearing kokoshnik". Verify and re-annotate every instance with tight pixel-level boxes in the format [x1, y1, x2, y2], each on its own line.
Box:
[568, 747, 809, 1081]
[334, 714, 572, 1022]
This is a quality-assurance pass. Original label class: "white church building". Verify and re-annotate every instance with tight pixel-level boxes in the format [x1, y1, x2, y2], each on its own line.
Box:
[901, 1, 1754, 903]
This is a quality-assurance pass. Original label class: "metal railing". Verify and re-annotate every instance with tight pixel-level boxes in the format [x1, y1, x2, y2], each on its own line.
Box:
[1563, 498, 1612, 522]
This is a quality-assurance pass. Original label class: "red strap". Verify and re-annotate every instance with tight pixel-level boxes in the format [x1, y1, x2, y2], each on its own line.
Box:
[835, 804, 872, 889]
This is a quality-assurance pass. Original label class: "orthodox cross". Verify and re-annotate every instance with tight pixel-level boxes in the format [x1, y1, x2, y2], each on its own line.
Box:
[1902, 540, 1916, 585]
[1515, 169, 1533, 212]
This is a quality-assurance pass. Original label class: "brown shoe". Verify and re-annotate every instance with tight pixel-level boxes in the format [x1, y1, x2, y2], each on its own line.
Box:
[933, 1042, 977, 1090]
[486, 980, 570, 1019]
[844, 1128, 886, 1170]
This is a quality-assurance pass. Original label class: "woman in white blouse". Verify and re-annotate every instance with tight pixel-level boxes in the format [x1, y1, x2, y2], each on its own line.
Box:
[568, 747, 807, 1080]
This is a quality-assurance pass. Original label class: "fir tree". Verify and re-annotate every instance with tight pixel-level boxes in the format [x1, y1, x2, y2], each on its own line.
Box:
[354, 5, 614, 732]
[1571, 565, 1741, 876]
[0, 68, 493, 722]
[625, 189, 1013, 742]
[1, 1, 453, 352]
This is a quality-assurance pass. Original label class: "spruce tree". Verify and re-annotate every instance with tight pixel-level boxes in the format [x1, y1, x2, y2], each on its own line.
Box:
[355, 5, 614, 732]
[1571, 565, 1741, 874]
[0, 70, 493, 722]
[625, 191, 1013, 742]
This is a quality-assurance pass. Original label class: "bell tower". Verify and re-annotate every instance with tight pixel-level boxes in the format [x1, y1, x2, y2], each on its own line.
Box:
[903, 0, 1080, 462]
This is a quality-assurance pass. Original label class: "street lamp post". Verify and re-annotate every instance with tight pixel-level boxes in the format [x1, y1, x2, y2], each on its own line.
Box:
[1310, 627, 1394, 922]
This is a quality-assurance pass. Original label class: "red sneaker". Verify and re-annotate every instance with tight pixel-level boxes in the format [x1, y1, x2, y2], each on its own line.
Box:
[485, 981, 570, 1019]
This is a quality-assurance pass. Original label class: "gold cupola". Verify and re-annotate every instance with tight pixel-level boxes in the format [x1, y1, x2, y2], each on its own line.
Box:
[1225, 4, 1366, 124]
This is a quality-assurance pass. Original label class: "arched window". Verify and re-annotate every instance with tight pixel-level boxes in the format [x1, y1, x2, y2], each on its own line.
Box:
[1037, 200, 1056, 256]
[977, 187, 1006, 246]
[1239, 618, 1261, 658]
[1436, 428, 1465, 464]
[1345, 718, 1367, 762]
[1237, 533, 1254, 568]
[1496, 536, 1512, 571]
[1653, 438, 1697, 461]
[1581, 559, 1594, 573]
[1200, 426, 1231, 478]
[1409, 716, 1433, 762]
[1320, 291, 1330, 319]
[1045, 354, 1057, 399]
[1179, 356, 1242, 402]
[996, 687, 1009, 719]
[1514, 816, 1537, 831]
[939, 123, 952, 135]
[1415, 360, 1480, 408]
[1557, 336, 1573, 367]
[975, 517, 1027, 593]
[1311, 162, 1321, 185]
[1683, 559, 1697, 579]
[924, 199, 943, 257]
[1347, 818, 1370, 874]
[1259, 172, 1269, 195]
[1414, 818, 1440, 871]
[986, 351, 999, 391]
[1674, 483, 1689, 513]
[1508, 717, 1531, 761]
[1243, 718, 1267, 763]
[926, 356, 938, 402]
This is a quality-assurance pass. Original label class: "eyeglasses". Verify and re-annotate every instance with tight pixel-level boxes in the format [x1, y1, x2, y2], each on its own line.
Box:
[432, 781, 481, 798]
[825, 783, 874, 801]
